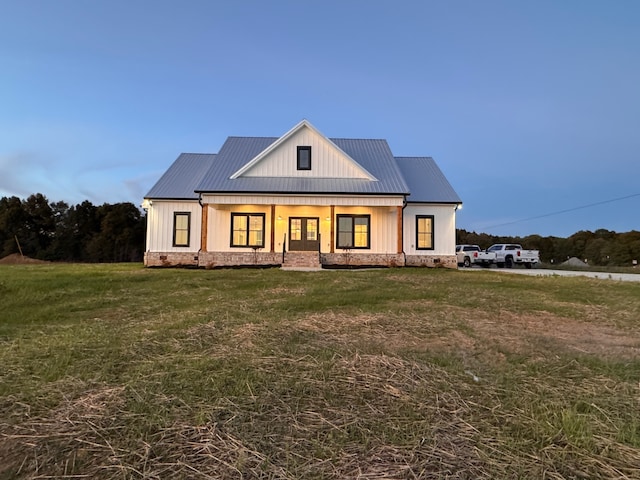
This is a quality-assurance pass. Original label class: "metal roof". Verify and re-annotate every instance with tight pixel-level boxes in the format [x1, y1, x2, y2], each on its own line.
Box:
[394, 157, 462, 204]
[144, 137, 461, 204]
[144, 153, 215, 199]
[194, 137, 410, 195]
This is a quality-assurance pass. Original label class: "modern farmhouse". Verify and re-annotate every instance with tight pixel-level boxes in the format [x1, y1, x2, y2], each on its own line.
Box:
[142, 120, 461, 269]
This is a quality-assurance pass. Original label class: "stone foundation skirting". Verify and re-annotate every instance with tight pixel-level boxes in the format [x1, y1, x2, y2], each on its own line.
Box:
[320, 252, 405, 268]
[145, 251, 457, 269]
[405, 254, 457, 269]
[144, 251, 200, 267]
[198, 251, 282, 268]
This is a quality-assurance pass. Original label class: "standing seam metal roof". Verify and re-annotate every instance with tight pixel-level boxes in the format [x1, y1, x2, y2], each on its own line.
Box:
[144, 153, 216, 199]
[194, 137, 410, 195]
[144, 139, 461, 204]
[394, 157, 462, 204]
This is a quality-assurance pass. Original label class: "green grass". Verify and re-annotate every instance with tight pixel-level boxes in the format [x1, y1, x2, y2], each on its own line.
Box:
[1, 264, 639, 479]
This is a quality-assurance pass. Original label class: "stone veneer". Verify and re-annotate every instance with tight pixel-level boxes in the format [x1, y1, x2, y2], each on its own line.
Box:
[144, 251, 200, 267]
[198, 251, 282, 268]
[320, 253, 405, 268]
[405, 254, 457, 269]
[144, 251, 457, 269]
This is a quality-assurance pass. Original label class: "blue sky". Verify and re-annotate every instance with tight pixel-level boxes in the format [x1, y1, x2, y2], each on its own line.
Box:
[1, 1, 639, 237]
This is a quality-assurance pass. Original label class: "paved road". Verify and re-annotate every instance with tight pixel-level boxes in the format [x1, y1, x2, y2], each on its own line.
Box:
[460, 267, 640, 282]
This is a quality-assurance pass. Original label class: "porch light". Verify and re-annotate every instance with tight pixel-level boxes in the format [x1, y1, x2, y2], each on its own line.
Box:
[325, 216, 331, 221]
[277, 215, 283, 220]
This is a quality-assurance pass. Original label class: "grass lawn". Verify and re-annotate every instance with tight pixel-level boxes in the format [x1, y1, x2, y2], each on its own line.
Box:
[1, 263, 639, 479]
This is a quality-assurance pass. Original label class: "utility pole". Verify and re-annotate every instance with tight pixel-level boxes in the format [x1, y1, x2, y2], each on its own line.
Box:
[14, 235, 24, 257]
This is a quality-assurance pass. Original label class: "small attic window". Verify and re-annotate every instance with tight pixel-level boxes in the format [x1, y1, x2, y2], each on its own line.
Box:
[297, 146, 311, 170]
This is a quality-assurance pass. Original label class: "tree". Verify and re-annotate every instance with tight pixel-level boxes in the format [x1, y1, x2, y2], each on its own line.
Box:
[86, 202, 145, 262]
[0, 196, 26, 257]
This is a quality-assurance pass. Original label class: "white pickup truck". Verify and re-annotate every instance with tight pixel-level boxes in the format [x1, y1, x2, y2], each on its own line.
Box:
[487, 244, 539, 269]
[456, 244, 496, 268]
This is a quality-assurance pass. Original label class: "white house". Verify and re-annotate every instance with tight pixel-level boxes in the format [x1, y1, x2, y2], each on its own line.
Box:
[142, 120, 461, 269]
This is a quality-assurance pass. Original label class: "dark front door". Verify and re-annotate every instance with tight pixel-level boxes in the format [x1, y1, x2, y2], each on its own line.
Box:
[289, 217, 320, 251]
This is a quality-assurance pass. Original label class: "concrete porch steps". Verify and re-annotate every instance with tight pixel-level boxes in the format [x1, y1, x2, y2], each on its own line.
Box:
[281, 251, 322, 270]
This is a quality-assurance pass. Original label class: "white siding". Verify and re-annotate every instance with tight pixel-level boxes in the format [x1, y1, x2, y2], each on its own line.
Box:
[201, 194, 403, 207]
[146, 200, 202, 252]
[403, 204, 456, 256]
[241, 125, 372, 179]
[206, 204, 272, 253]
[145, 200, 455, 257]
[334, 206, 398, 254]
[205, 204, 399, 254]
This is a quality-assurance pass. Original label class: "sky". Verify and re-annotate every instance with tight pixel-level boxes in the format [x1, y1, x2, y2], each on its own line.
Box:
[1, 1, 639, 238]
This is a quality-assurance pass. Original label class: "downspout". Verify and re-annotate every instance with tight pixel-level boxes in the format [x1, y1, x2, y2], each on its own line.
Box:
[197, 193, 203, 267]
[401, 195, 408, 266]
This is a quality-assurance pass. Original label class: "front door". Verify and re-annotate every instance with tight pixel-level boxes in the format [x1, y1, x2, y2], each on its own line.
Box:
[289, 217, 320, 251]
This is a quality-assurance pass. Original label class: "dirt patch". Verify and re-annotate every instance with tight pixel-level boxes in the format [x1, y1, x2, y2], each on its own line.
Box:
[0, 253, 48, 265]
[462, 309, 640, 360]
[292, 306, 640, 361]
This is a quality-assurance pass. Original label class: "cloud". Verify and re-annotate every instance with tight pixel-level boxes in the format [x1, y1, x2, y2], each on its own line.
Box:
[0, 151, 58, 200]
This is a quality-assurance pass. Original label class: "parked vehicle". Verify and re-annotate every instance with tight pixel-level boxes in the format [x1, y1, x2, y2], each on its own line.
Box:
[487, 244, 539, 269]
[456, 244, 496, 268]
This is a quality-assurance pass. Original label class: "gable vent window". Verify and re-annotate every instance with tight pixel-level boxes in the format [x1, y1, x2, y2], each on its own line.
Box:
[297, 146, 311, 170]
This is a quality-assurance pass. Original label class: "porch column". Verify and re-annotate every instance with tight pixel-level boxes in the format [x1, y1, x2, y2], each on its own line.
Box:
[200, 203, 208, 252]
[270, 204, 276, 252]
[330, 205, 335, 253]
[397, 206, 403, 254]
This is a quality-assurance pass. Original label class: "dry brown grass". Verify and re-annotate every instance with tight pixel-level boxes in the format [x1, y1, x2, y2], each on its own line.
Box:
[3, 352, 638, 479]
[1, 265, 639, 479]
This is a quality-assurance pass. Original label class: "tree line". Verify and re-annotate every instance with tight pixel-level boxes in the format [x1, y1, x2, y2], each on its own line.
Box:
[0, 193, 145, 262]
[2, 193, 639, 266]
[457, 228, 640, 267]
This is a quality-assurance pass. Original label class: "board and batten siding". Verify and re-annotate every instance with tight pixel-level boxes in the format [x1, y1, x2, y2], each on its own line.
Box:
[205, 204, 400, 254]
[206, 204, 272, 253]
[334, 206, 398, 254]
[200, 194, 403, 207]
[403, 204, 456, 256]
[241, 126, 372, 179]
[146, 201, 202, 252]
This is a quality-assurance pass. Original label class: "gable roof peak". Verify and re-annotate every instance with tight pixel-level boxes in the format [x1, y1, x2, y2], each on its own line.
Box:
[229, 120, 376, 180]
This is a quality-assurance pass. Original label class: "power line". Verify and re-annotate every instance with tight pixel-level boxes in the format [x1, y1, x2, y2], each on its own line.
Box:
[481, 192, 640, 230]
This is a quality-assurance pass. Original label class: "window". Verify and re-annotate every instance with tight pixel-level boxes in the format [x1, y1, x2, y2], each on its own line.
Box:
[290, 218, 302, 241]
[231, 213, 265, 247]
[297, 146, 311, 170]
[337, 214, 370, 249]
[416, 215, 434, 250]
[173, 212, 191, 247]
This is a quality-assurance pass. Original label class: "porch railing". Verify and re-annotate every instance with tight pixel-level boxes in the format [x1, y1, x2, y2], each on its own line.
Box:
[282, 233, 287, 264]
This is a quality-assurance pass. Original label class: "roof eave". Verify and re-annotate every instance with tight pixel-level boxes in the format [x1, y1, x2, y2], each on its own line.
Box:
[196, 190, 409, 196]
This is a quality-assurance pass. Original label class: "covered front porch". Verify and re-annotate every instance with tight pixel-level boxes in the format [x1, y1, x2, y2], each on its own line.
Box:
[198, 195, 405, 268]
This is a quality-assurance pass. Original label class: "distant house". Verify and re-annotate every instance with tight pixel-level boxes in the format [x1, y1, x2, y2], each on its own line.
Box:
[142, 120, 461, 269]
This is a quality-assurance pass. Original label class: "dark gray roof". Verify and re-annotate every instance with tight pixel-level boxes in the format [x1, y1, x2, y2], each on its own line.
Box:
[194, 137, 410, 195]
[394, 157, 462, 204]
[145, 153, 215, 199]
